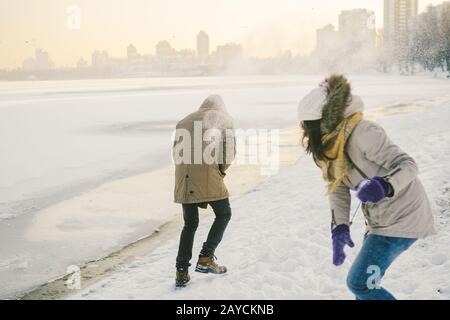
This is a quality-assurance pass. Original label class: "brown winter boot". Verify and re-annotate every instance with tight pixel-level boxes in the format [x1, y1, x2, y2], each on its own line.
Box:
[195, 256, 227, 274]
[175, 269, 190, 288]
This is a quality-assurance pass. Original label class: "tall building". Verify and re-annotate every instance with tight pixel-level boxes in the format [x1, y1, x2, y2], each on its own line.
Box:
[383, 0, 419, 47]
[155, 41, 174, 60]
[315, 24, 339, 52]
[197, 31, 210, 64]
[338, 9, 376, 48]
[35, 49, 51, 70]
[22, 49, 54, 71]
[213, 43, 243, 67]
[76, 58, 88, 69]
[91, 50, 110, 68]
[127, 44, 139, 62]
[425, 1, 450, 17]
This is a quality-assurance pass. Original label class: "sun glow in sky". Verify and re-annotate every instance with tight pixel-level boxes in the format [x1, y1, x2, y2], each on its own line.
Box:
[0, 0, 447, 69]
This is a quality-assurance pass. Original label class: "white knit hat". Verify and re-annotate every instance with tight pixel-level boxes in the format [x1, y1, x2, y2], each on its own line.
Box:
[297, 87, 327, 121]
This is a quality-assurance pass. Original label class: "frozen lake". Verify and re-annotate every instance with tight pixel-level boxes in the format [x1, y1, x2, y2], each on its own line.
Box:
[0, 75, 312, 219]
[1, 75, 449, 219]
[0, 74, 449, 298]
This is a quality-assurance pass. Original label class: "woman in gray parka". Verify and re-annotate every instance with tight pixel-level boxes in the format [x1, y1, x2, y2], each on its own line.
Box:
[298, 75, 436, 300]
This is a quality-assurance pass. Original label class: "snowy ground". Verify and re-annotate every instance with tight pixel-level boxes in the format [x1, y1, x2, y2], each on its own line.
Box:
[70, 95, 450, 300]
[3, 75, 450, 299]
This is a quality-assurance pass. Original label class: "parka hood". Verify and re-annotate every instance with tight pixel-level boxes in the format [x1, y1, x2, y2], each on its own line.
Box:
[198, 94, 234, 130]
[199, 94, 227, 112]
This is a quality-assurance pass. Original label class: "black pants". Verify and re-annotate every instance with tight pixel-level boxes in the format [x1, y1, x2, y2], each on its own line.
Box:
[176, 198, 232, 270]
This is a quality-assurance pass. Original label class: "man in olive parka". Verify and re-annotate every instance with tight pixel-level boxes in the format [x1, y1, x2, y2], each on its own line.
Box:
[172, 94, 235, 287]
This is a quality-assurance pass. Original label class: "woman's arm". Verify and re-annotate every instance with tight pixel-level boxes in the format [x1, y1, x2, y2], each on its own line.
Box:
[329, 182, 351, 229]
[355, 122, 418, 196]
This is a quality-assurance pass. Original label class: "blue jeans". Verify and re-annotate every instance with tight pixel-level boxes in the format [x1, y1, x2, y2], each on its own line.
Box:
[346, 234, 417, 300]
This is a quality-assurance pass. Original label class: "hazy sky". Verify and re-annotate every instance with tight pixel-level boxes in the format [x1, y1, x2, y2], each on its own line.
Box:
[0, 0, 447, 69]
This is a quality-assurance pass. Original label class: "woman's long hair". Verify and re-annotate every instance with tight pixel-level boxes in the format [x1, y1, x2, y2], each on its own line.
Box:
[301, 120, 335, 163]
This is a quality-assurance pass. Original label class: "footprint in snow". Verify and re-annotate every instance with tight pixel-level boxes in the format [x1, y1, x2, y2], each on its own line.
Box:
[431, 254, 448, 266]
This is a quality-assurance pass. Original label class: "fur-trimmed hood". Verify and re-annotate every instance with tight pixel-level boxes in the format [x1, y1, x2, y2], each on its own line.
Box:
[297, 75, 365, 134]
[320, 75, 364, 134]
[321, 94, 364, 134]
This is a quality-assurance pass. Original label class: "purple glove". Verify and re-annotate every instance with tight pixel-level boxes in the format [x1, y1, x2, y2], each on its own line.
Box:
[356, 176, 390, 204]
[332, 224, 355, 266]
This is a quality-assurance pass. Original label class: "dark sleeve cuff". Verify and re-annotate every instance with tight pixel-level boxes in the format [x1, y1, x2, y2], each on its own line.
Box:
[386, 181, 394, 197]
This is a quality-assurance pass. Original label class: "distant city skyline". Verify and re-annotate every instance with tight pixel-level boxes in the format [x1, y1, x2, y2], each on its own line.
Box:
[10, 31, 246, 80]
[0, 0, 447, 69]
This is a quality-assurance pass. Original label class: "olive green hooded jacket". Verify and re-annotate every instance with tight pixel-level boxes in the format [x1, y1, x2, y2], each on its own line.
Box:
[173, 95, 235, 204]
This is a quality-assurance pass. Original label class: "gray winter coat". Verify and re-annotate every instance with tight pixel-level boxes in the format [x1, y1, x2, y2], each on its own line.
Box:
[330, 119, 436, 239]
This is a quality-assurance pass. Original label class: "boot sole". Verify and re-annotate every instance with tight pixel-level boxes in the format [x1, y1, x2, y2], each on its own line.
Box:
[175, 281, 189, 288]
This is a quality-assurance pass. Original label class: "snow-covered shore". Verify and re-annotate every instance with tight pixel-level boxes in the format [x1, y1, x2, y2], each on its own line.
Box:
[70, 95, 450, 300]
[4, 134, 301, 299]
